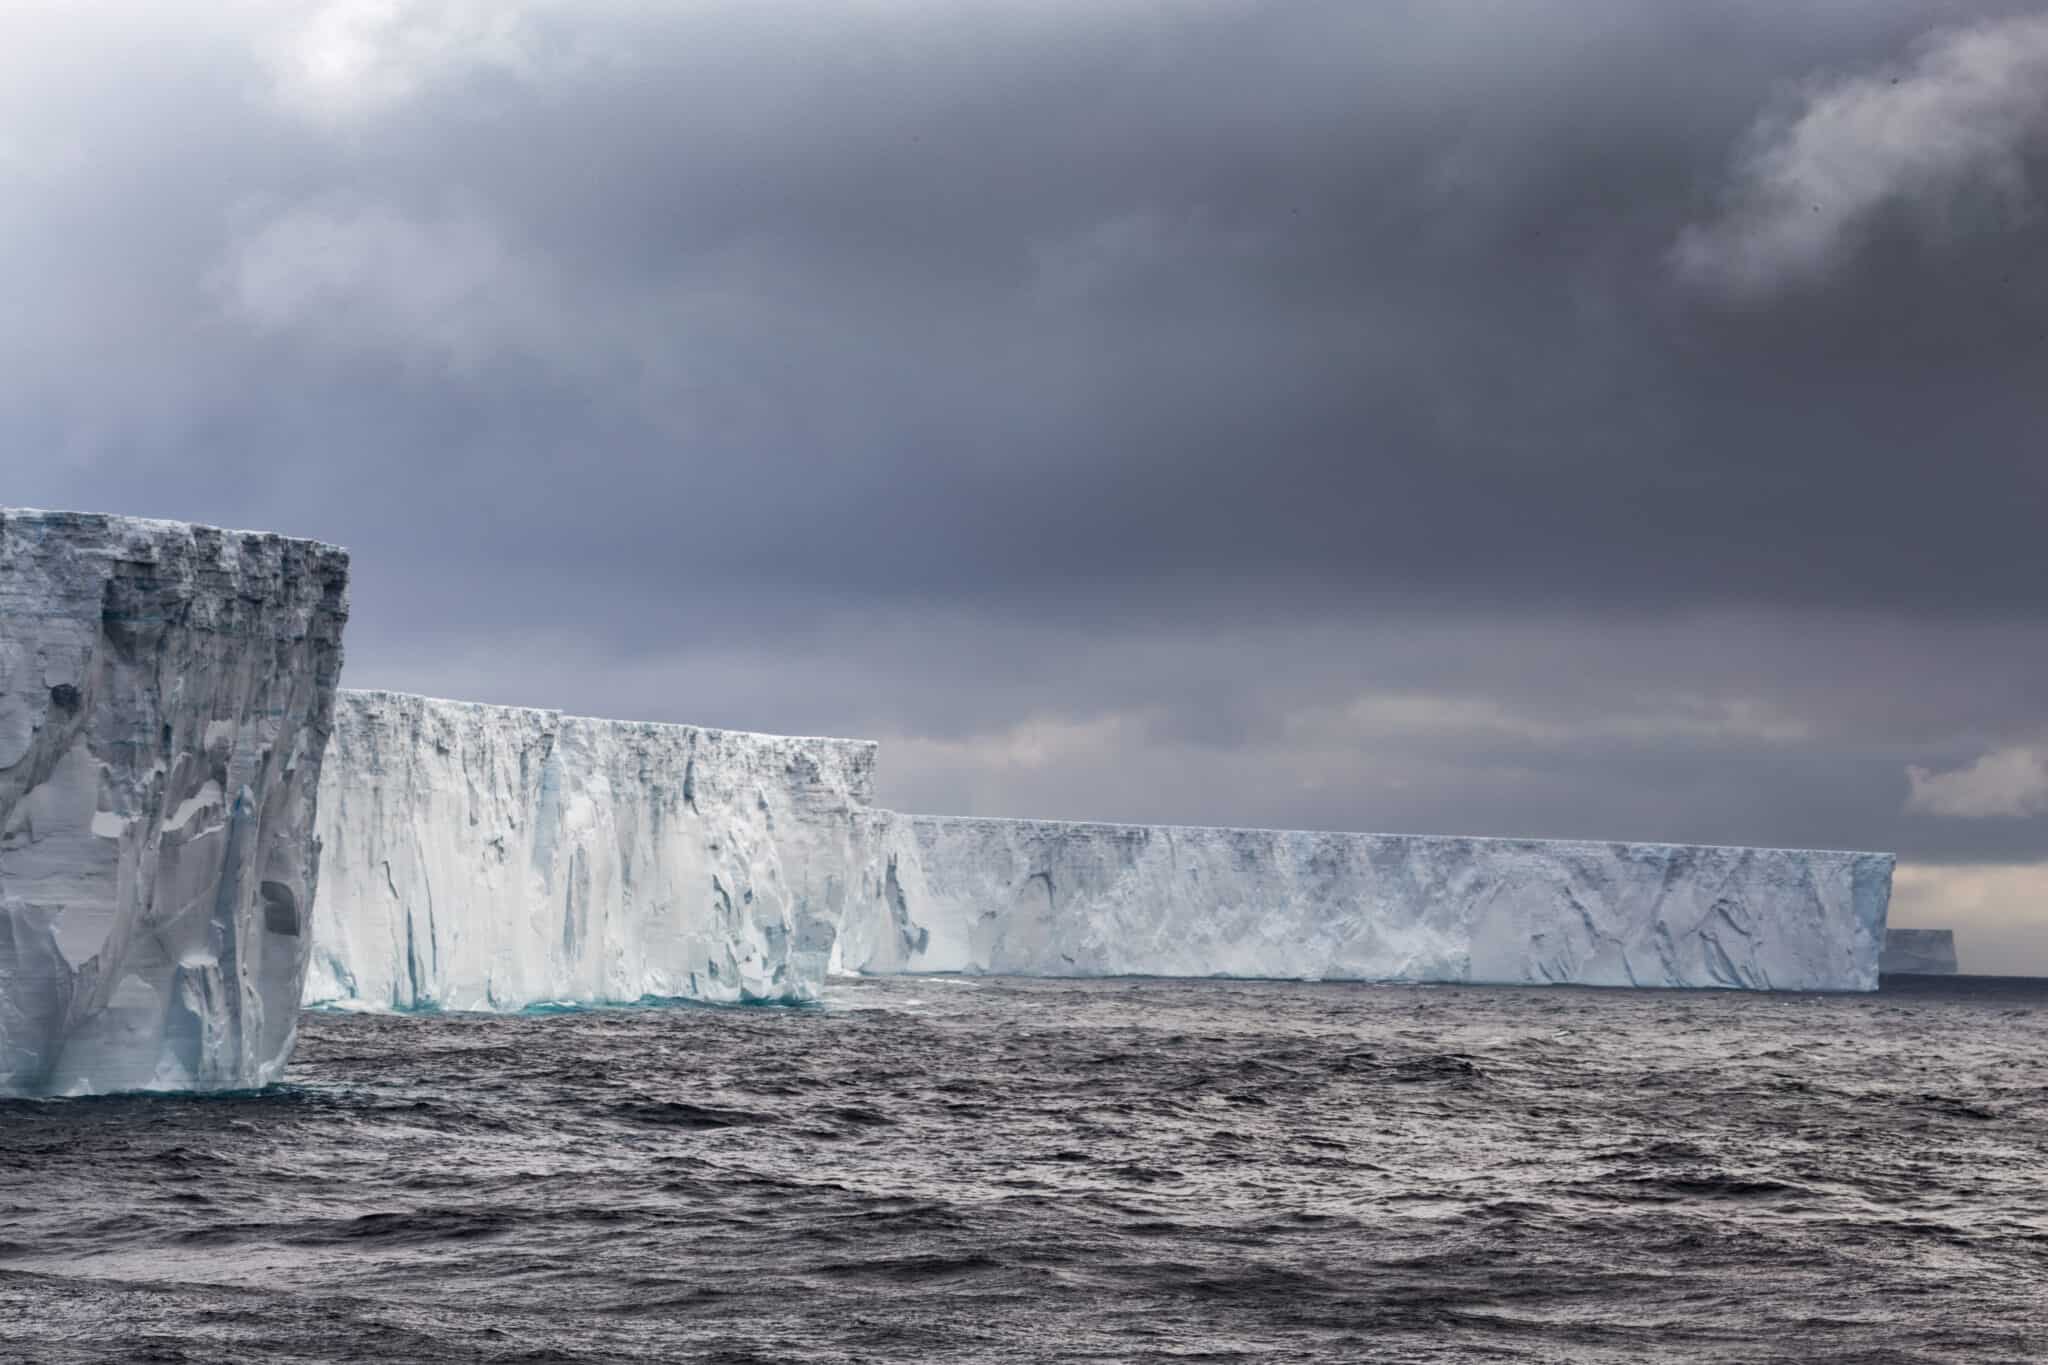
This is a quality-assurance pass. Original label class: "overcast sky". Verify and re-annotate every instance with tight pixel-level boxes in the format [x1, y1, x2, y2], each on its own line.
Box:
[6, 1, 2044, 970]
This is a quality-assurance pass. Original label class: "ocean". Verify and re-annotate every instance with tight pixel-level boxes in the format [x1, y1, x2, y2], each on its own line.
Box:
[2, 974, 2043, 1363]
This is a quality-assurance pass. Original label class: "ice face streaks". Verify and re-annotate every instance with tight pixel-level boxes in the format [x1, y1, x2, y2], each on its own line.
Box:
[315, 692, 1890, 1005]
[835, 816, 1893, 993]
[305, 692, 875, 1011]
[0, 509, 349, 1096]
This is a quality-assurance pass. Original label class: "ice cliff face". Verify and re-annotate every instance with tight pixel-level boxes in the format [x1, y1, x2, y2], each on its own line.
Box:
[315, 702, 1892, 1001]
[835, 816, 1893, 992]
[0, 510, 348, 1096]
[306, 691, 875, 1010]
[1881, 928, 1958, 975]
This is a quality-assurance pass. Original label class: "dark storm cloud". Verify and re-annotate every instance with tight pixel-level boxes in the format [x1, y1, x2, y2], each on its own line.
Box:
[11, 1, 2041, 618]
[5, 1, 2047, 961]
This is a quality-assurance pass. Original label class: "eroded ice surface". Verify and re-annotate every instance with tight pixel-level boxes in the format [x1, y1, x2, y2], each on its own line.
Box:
[306, 691, 875, 1010]
[0, 509, 349, 1096]
[835, 815, 1893, 992]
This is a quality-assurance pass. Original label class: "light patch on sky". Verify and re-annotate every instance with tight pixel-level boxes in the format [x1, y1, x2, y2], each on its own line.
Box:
[1906, 745, 2048, 819]
[1676, 11, 2048, 297]
[219, 197, 551, 376]
[261, 0, 587, 123]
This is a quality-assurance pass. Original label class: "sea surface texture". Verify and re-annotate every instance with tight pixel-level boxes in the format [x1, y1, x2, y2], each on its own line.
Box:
[2, 974, 2043, 1363]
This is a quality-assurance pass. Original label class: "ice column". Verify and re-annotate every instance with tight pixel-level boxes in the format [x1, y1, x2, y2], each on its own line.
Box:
[0, 510, 349, 1095]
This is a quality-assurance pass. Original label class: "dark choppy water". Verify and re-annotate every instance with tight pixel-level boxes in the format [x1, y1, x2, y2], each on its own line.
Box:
[3, 975, 2045, 1363]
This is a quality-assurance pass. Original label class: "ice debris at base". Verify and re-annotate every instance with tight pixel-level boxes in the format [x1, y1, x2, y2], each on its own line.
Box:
[305, 691, 874, 1011]
[834, 816, 1892, 992]
[1881, 928, 1958, 975]
[0, 509, 349, 1096]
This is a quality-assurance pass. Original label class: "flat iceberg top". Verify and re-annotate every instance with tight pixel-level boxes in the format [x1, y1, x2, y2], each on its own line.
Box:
[339, 688, 878, 754]
[888, 812, 1888, 862]
[3, 506, 349, 562]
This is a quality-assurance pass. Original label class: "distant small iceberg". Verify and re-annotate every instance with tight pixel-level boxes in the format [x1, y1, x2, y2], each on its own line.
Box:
[1881, 928, 1958, 975]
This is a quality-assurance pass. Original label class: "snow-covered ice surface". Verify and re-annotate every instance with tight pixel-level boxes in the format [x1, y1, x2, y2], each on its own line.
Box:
[837, 815, 1893, 992]
[1882, 928, 1958, 975]
[0, 509, 349, 1096]
[305, 691, 875, 1011]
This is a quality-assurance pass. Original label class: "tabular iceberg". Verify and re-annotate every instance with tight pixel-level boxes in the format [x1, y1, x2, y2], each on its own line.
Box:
[305, 691, 875, 1010]
[1881, 928, 1958, 975]
[0, 509, 349, 1096]
[835, 815, 1893, 991]
[310, 712, 1893, 1003]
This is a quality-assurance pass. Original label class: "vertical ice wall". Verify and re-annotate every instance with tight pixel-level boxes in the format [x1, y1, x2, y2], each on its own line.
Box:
[307, 691, 876, 1010]
[316, 703, 1893, 999]
[836, 815, 1893, 991]
[0, 509, 349, 1096]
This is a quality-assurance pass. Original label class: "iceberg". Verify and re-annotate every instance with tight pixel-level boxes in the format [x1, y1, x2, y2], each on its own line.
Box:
[835, 815, 1892, 991]
[310, 706, 1894, 1005]
[1880, 928, 1958, 975]
[0, 509, 349, 1096]
[305, 691, 875, 1010]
